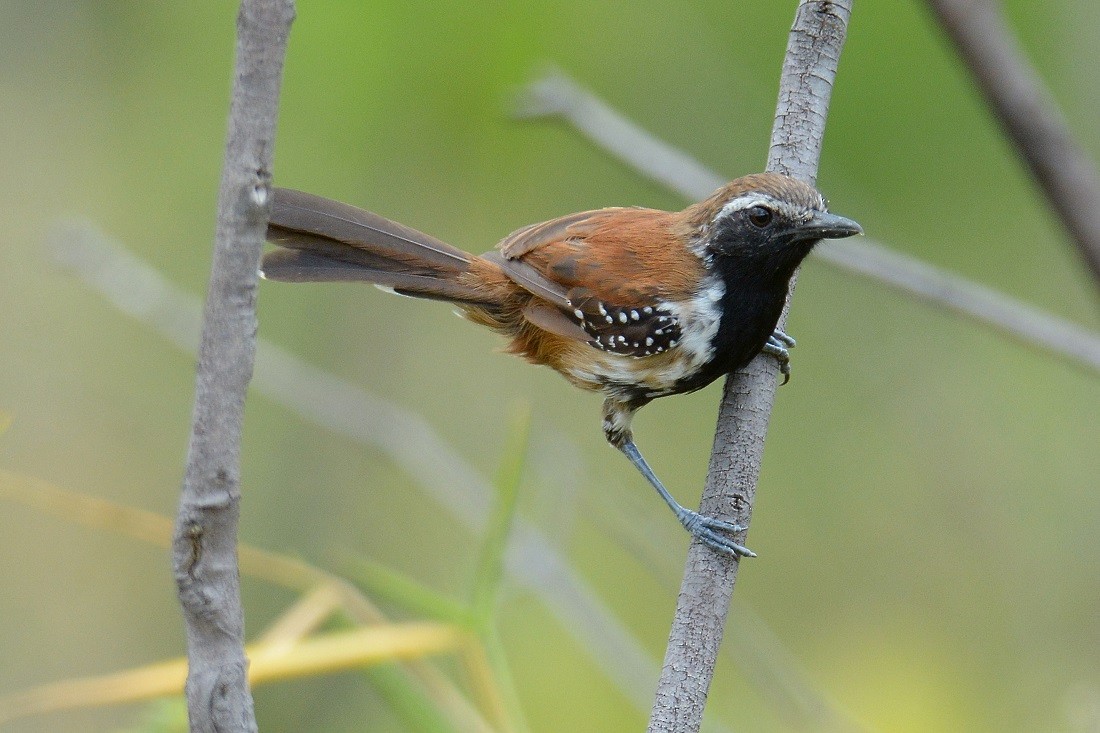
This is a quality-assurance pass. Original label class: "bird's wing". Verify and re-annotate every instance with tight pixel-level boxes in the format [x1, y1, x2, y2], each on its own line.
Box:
[492, 207, 705, 356]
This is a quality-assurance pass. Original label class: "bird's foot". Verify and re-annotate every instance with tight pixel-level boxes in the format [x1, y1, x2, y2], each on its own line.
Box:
[762, 329, 796, 385]
[677, 508, 756, 559]
[769, 329, 796, 349]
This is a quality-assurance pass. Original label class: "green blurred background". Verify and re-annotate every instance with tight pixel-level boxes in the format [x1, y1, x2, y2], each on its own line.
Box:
[1, 1, 1098, 731]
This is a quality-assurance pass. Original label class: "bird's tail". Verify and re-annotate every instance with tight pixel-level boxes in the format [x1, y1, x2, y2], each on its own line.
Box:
[262, 188, 506, 306]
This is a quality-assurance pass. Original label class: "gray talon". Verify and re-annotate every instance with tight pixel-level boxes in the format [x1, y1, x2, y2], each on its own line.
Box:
[698, 515, 745, 533]
[763, 329, 796, 384]
[761, 340, 792, 385]
[769, 329, 797, 349]
[697, 528, 756, 559]
[680, 509, 754, 558]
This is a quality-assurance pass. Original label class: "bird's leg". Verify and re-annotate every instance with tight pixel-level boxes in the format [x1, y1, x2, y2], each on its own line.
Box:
[602, 398, 756, 559]
[761, 329, 796, 385]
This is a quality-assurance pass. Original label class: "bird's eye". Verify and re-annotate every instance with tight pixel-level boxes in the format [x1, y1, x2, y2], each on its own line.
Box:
[747, 206, 773, 228]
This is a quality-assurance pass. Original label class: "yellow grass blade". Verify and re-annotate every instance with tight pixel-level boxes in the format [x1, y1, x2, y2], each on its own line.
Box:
[0, 622, 464, 725]
[254, 583, 345, 654]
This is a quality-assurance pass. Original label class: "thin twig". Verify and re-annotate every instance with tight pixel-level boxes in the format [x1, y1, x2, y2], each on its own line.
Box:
[648, 3, 853, 732]
[173, 2, 294, 731]
[926, 0, 1100, 285]
[517, 69, 1100, 374]
[820, 238, 1100, 370]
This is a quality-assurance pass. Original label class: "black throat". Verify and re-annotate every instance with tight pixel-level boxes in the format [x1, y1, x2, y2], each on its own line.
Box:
[674, 248, 808, 394]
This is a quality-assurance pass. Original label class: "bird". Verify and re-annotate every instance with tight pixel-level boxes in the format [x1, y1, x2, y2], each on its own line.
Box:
[261, 173, 862, 558]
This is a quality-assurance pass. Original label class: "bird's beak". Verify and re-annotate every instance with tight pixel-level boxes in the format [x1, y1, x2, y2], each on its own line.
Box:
[795, 211, 863, 240]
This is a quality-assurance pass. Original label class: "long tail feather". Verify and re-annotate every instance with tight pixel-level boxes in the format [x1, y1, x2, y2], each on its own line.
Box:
[260, 249, 499, 304]
[263, 188, 505, 306]
[269, 188, 471, 272]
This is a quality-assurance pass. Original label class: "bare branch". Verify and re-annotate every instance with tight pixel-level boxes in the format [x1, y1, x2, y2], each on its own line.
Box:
[648, 3, 853, 731]
[174, 1, 294, 731]
[821, 238, 1100, 371]
[516, 70, 724, 199]
[926, 0, 1100, 284]
[517, 70, 1100, 374]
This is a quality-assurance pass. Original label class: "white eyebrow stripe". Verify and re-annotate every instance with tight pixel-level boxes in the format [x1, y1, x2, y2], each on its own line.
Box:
[715, 195, 773, 222]
[712, 193, 824, 225]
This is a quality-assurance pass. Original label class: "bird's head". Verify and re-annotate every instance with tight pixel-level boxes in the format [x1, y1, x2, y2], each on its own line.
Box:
[686, 173, 862, 282]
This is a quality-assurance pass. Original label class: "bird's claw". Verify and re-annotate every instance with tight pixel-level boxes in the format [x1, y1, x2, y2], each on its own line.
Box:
[678, 509, 756, 558]
[769, 330, 796, 349]
[762, 330, 795, 385]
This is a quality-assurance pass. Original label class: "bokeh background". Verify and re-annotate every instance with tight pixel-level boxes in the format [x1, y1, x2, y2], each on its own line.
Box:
[2, 1, 1099, 731]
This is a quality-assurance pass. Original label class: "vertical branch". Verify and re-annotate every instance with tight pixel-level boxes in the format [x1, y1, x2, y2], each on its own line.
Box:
[172, 1, 295, 731]
[647, 3, 852, 732]
[926, 0, 1100, 285]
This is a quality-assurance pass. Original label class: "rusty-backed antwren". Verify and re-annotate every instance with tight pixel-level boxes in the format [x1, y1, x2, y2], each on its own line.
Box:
[261, 173, 862, 558]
